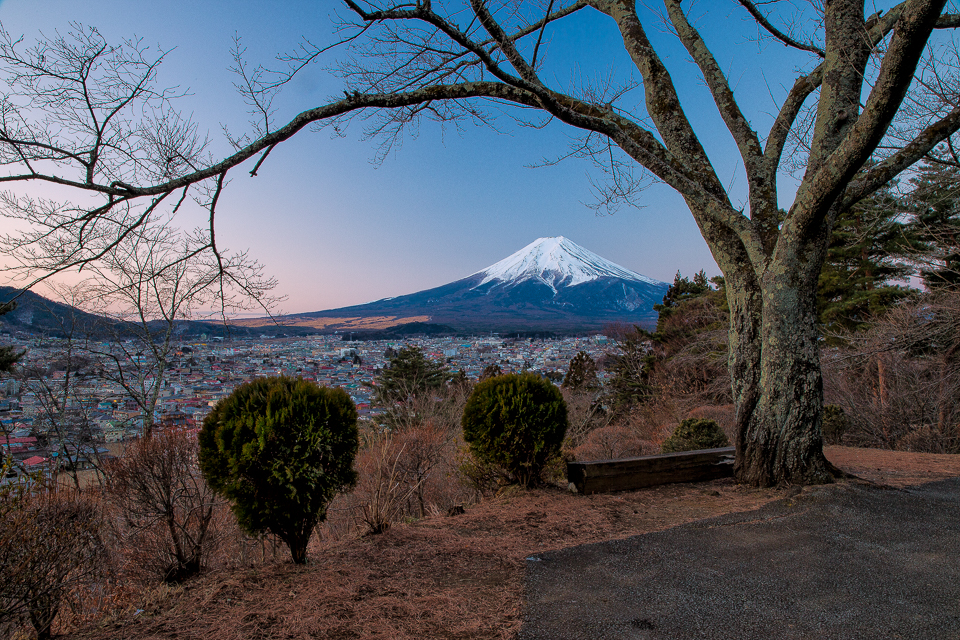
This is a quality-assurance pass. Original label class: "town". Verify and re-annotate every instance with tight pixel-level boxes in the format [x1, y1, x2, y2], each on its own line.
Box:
[0, 332, 615, 481]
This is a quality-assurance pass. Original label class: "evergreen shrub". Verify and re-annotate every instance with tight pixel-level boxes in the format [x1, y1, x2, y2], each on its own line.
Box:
[822, 404, 849, 444]
[461, 373, 567, 488]
[660, 418, 730, 453]
[198, 376, 358, 564]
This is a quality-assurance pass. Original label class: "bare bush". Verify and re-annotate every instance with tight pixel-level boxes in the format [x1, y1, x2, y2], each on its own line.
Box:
[381, 386, 469, 437]
[105, 428, 227, 583]
[572, 423, 656, 461]
[623, 363, 731, 451]
[0, 479, 105, 640]
[351, 435, 414, 535]
[455, 445, 511, 500]
[392, 421, 461, 518]
[605, 287, 732, 451]
[350, 420, 469, 535]
[647, 294, 731, 412]
[562, 387, 612, 451]
[823, 290, 960, 452]
[318, 386, 474, 541]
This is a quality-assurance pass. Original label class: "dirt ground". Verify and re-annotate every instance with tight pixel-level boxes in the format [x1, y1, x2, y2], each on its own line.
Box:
[76, 446, 960, 640]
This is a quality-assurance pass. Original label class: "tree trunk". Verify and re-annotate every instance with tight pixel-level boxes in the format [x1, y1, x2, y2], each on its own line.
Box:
[876, 353, 889, 410]
[938, 341, 959, 438]
[287, 535, 308, 565]
[730, 269, 834, 486]
[282, 518, 317, 565]
[30, 594, 58, 640]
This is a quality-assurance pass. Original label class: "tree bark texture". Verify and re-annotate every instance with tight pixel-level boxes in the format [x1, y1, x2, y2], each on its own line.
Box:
[731, 271, 833, 485]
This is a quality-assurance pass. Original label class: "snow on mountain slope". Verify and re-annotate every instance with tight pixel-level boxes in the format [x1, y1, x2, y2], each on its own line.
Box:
[471, 236, 664, 292]
[281, 236, 669, 332]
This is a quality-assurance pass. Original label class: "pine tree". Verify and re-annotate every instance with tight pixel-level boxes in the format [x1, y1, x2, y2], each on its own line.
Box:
[479, 363, 502, 381]
[655, 270, 711, 314]
[0, 301, 23, 374]
[373, 346, 449, 405]
[908, 160, 960, 290]
[817, 185, 915, 337]
[562, 351, 599, 390]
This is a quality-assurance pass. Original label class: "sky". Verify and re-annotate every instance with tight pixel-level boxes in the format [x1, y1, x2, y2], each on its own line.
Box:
[0, 0, 822, 314]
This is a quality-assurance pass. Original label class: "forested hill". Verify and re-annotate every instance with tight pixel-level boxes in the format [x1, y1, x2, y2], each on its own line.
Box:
[0, 287, 319, 340]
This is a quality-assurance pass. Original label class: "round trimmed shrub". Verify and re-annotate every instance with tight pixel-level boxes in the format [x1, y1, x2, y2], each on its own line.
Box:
[822, 404, 849, 444]
[461, 373, 568, 488]
[660, 418, 730, 453]
[199, 376, 358, 564]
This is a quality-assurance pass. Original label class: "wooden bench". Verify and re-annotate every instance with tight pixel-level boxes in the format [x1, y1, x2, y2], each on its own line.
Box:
[566, 447, 736, 494]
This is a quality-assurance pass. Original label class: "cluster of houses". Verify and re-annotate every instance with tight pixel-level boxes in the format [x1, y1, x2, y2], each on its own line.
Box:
[1, 333, 613, 484]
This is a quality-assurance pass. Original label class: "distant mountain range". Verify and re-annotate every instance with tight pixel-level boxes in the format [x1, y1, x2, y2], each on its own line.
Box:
[237, 237, 669, 335]
[0, 287, 308, 340]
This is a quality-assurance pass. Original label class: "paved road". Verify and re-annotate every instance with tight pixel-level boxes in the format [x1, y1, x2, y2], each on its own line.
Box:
[520, 478, 960, 640]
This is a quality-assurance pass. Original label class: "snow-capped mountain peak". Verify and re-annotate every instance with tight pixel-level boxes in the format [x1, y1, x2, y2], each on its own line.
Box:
[288, 236, 669, 332]
[471, 236, 663, 291]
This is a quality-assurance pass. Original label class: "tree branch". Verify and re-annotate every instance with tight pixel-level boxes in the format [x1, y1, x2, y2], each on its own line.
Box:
[735, 0, 825, 57]
[842, 106, 960, 209]
[786, 0, 948, 257]
[665, 0, 777, 251]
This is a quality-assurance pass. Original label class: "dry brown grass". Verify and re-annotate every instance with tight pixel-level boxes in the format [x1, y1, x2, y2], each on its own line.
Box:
[67, 446, 960, 640]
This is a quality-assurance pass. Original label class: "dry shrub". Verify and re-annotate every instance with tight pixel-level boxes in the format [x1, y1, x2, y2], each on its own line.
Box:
[569, 405, 673, 463]
[562, 387, 611, 449]
[315, 492, 357, 544]
[377, 383, 470, 435]
[612, 339, 732, 454]
[456, 445, 510, 499]
[392, 420, 463, 518]
[823, 291, 960, 453]
[605, 290, 733, 450]
[896, 425, 960, 453]
[338, 418, 471, 537]
[650, 294, 730, 402]
[0, 479, 106, 640]
[572, 423, 657, 461]
[644, 356, 730, 423]
[104, 428, 231, 583]
[352, 434, 412, 534]
[621, 393, 705, 452]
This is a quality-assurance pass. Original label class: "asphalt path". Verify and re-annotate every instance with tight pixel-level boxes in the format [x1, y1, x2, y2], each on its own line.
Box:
[520, 478, 960, 640]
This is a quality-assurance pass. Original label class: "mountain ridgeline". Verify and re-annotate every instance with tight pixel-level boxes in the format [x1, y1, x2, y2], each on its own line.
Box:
[2, 238, 670, 339]
[0, 287, 305, 340]
[274, 237, 670, 335]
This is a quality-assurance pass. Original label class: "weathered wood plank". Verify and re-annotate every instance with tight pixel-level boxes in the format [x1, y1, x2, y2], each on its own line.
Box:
[567, 447, 735, 494]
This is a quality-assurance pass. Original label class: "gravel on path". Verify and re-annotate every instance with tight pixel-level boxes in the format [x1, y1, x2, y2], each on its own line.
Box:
[521, 478, 960, 640]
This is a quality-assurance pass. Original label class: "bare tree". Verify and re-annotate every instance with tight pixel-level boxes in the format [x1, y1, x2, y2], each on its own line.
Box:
[0, 479, 105, 640]
[2, 5, 960, 484]
[73, 219, 276, 438]
[824, 289, 960, 452]
[0, 24, 277, 321]
[15, 297, 106, 490]
[104, 427, 225, 583]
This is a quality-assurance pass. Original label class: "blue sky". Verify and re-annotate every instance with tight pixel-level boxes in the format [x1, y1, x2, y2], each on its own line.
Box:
[0, 0, 821, 313]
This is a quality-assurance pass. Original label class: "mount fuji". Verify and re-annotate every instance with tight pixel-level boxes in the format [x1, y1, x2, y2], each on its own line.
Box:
[258, 237, 669, 334]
